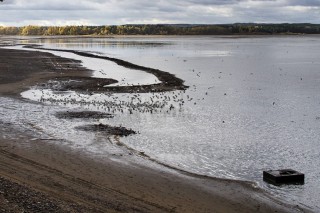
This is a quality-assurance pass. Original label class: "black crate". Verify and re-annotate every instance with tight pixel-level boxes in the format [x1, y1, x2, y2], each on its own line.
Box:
[263, 169, 304, 185]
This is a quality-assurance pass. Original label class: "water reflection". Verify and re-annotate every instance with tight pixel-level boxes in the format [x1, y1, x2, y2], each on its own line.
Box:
[21, 37, 171, 49]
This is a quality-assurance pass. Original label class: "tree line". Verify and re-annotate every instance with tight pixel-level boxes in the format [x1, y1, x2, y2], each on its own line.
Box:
[0, 24, 319, 36]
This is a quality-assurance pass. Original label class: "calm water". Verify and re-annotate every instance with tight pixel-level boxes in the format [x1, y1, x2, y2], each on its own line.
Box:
[5, 36, 320, 210]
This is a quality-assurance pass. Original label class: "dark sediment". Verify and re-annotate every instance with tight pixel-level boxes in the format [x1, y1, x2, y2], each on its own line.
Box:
[0, 48, 92, 97]
[76, 124, 136, 137]
[55, 111, 114, 120]
[0, 49, 88, 84]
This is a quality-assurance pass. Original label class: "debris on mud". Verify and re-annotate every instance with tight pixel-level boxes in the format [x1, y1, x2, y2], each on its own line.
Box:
[76, 124, 136, 137]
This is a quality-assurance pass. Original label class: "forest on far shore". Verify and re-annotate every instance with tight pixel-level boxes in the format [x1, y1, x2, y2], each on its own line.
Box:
[0, 23, 320, 36]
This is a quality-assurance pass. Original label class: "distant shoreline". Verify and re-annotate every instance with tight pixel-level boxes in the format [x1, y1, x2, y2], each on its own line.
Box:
[1, 23, 320, 36]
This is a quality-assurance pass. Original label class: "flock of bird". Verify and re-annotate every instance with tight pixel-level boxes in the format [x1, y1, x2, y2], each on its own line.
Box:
[28, 54, 242, 115]
[29, 57, 233, 116]
[35, 89, 193, 115]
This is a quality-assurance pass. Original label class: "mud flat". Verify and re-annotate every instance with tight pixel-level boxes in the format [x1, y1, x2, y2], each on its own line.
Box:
[24, 45, 189, 93]
[0, 47, 309, 212]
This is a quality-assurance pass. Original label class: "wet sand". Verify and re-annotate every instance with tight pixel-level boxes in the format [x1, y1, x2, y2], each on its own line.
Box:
[0, 47, 309, 212]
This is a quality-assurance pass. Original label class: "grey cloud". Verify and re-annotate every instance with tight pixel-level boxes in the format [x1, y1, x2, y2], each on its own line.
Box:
[288, 0, 320, 6]
[1, 0, 97, 10]
[184, 0, 242, 6]
[184, 0, 277, 6]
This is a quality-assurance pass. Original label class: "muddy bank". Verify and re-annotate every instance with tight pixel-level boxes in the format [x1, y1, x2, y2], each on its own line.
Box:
[25, 45, 188, 93]
[1, 46, 188, 96]
[0, 48, 92, 97]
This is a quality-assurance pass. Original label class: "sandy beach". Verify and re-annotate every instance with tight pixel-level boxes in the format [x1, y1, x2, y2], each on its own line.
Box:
[0, 47, 309, 212]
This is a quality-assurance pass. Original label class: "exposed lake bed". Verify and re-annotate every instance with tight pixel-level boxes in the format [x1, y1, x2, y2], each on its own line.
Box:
[1, 35, 319, 212]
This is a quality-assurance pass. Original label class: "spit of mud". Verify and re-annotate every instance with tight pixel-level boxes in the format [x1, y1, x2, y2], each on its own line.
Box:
[76, 124, 136, 137]
[55, 111, 114, 120]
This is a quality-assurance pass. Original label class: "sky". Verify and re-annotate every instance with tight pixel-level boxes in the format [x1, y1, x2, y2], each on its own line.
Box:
[0, 0, 319, 26]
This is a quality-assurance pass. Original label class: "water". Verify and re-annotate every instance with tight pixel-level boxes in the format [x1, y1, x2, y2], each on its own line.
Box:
[5, 35, 320, 210]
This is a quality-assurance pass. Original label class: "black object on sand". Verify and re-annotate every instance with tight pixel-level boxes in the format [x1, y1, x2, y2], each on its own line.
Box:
[263, 169, 304, 185]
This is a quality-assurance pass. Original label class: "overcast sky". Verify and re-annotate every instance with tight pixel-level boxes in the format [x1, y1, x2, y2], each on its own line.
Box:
[0, 0, 319, 26]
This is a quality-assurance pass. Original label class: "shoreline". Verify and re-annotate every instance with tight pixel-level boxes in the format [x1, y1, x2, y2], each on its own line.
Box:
[0, 47, 310, 212]
[0, 129, 305, 213]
